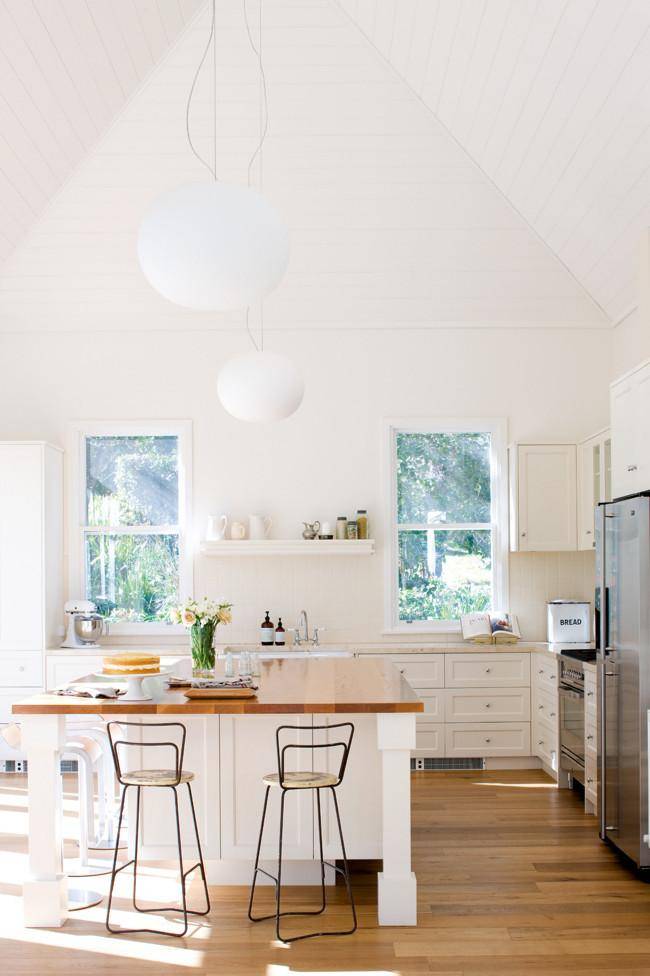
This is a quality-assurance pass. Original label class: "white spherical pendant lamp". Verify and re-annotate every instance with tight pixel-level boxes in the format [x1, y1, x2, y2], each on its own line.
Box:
[217, 351, 304, 422]
[137, 182, 290, 311]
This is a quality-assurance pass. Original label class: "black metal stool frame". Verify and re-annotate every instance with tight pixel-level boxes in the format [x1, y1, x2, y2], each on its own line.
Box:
[105, 721, 210, 937]
[248, 722, 357, 943]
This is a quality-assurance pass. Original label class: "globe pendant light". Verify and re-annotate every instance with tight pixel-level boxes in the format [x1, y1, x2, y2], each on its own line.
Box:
[137, 0, 289, 312]
[216, 0, 303, 423]
[137, 181, 289, 311]
[217, 350, 304, 422]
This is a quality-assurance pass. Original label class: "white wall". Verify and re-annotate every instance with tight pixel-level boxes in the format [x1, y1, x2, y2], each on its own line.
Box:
[0, 325, 610, 643]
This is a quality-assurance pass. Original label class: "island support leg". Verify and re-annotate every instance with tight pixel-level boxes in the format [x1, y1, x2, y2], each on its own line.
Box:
[22, 714, 68, 927]
[377, 712, 417, 925]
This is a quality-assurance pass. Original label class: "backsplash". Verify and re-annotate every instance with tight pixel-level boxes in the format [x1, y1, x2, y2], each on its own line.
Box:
[193, 548, 596, 646]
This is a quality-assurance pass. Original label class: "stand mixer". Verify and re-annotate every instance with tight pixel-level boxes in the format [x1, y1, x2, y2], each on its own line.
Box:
[61, 600, 108, 649]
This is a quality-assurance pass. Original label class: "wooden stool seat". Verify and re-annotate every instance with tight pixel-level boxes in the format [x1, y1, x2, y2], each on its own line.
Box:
[263, 771, 338, 789]
[121, 768, 195, 787]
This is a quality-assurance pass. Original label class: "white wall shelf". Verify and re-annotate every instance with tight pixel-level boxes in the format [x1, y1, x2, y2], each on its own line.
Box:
[200, 539, 375, 556]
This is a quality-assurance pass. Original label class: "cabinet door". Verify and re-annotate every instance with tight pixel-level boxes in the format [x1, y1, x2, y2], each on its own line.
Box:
[578, 438, 596, 550]
[611, 376, 637, 498]
[517, 444, 577, 551]
[0, 446, 44, 649]
[636, 364, 650, 493]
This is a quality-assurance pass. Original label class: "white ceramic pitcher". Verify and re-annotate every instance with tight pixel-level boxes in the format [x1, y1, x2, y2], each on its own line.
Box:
[249, 514, 273, 540]
[206, 514, 228, 541]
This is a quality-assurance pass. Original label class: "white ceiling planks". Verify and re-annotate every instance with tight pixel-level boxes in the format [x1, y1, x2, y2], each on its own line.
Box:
[0, 0, 606, 334]
[338, 0, 650, 323]
[0, 0, 203, 265]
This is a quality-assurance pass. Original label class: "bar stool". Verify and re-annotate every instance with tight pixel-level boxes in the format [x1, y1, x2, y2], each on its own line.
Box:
[105, 721, 210, 937]
[248, 722, 357, 943]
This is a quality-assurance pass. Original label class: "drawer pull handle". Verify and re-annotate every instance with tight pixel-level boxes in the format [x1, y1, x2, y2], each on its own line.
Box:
[538, 739, 544, 746]
[587, 691, 594, 697]
[627, 464, 638, 472]
[485, 738, 491, 743]
[587, 777, 594, 784]
[400, 669, 405, 674]
[587, 734, 594, 741]
[550, 712, 556, 717]
[485, 668, 491, 673]
[538, 704, 543, 710]
[538, 669, 544, 674]
[485, 702, 490, 708]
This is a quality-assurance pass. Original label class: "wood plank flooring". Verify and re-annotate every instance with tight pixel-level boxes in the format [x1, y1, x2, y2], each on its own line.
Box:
[2, 769, 650, 974]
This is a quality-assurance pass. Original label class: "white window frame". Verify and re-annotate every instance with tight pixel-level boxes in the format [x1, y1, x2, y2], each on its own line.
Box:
[66, 420, 193, 636]
[383, 417, 509, 634]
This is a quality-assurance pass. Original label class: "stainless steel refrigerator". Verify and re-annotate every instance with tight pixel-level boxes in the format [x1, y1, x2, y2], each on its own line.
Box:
[596, 492, 650, 870]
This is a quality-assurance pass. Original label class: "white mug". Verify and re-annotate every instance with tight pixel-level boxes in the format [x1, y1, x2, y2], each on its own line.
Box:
[230, 521, 246, 540]
[249, 514, 273, 540]
[206, 514, 228, 541]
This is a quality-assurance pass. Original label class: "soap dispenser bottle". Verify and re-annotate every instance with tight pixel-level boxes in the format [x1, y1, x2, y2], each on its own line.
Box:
[275, 618, 286, 646]
[261, 611, 275, 645]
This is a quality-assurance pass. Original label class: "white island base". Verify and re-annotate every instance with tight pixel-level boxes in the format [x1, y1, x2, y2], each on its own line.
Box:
[20, 710, 417, 929]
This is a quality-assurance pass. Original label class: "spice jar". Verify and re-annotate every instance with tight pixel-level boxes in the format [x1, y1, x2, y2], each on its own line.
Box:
[336, 516, 348, 540]
[346, 520, 358, 540]
[356, 510, 368, 539]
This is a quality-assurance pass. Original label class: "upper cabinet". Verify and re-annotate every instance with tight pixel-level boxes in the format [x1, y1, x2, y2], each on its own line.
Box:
[610, 361, 650, 499]
[509, 444, 577, 552]
[578, 428, 611, 550]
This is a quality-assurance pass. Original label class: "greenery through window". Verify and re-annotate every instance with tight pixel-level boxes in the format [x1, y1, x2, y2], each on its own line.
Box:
[84, 436, 180, 623]
[396, 431, 493, 623]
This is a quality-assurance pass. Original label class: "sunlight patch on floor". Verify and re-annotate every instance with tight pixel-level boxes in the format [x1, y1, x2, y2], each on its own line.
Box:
[267, 968, 399, 976]
[473, 781, 557, 789]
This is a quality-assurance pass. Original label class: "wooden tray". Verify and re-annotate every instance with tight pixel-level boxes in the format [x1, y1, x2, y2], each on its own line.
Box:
[183, 687, 257, 700]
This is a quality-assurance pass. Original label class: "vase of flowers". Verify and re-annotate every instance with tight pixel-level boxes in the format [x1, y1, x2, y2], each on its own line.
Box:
[169, 598, 233, 676]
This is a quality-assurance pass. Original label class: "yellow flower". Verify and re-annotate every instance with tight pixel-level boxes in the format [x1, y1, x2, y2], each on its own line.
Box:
[217, 607, 232, 625]
[182, 609, 197, 626]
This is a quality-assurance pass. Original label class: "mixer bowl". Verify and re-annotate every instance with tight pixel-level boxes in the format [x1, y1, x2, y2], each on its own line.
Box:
[73, 613, 105, 644]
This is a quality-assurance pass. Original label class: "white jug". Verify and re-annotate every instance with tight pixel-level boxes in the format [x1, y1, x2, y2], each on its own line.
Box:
[206, 514, 228, 541]
[249, 514, 273, 540]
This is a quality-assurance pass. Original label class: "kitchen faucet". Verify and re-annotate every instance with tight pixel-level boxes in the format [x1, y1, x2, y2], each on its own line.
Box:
[293, 609, 321, 647]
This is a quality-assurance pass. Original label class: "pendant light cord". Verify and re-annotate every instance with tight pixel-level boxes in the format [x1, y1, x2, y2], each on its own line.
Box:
[243, 0, 268, 352]
[185, 0, 217, 179]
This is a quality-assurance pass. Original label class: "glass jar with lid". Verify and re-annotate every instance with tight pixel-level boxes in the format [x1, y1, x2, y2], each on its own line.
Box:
[346, 520, 358, 540]
[356, 510, 368, 539]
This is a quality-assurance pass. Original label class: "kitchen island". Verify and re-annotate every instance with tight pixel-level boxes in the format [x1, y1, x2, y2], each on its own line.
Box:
[14, 656, 423, 929]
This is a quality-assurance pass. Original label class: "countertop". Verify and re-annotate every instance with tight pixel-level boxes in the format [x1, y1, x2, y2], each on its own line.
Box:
[14, 657, 424, 716]
[46, 641, 556, 657]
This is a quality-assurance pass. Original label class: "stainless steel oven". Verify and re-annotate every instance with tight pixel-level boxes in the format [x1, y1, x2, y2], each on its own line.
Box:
[559, 651, 594, 783]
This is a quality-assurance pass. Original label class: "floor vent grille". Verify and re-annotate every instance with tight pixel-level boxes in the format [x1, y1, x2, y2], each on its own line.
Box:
[0, 760, 78, 774]
[411, 758, 484, 771]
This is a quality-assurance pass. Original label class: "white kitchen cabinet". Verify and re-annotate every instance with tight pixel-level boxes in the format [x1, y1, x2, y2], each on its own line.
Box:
[445, 653, 530, 688]
[445, 723, 531, 758]
[611, 361, 650, 497]
[531, 652, 559, 776]
[578, 428, 612, 550]
[509, 443, 577, 551]
[0, 443, 63, 651]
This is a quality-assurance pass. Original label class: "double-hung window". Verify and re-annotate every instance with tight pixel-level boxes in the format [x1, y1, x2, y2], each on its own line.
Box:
[386, 419, 508, 632]
[68, 421, 192, 632]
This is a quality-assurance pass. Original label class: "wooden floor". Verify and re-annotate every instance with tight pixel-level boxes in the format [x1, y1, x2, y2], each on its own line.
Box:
[2, 769, 650, 974]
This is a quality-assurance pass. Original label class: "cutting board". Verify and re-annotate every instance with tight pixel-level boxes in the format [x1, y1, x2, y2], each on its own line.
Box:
[183, 687, 257, 700]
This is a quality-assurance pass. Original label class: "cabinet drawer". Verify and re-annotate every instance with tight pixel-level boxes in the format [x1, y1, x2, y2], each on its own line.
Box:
[445, 653, 530, 688]
[390, 655, 444, 689]
[445, 722, 531, 758]
[415, 690, 443, 722]
[0, 652, 43, 687]
[445, 687, 530, 723]
[0, 687, 42, 723]
[533, 717, 558, 771]
[533, 654, 558, 694]
[533, 686, 558, 728]
[585, 748, 597, 795]
[414, 725, 445, 756]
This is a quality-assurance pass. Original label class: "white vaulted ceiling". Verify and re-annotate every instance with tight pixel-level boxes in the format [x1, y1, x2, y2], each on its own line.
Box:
[338, 0, 650, 325]
[0, 0, 203, 264]
[0, 0, 615, 333]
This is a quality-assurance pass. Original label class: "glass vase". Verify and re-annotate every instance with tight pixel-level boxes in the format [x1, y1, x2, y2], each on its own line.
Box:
[191, 621, 216, 677]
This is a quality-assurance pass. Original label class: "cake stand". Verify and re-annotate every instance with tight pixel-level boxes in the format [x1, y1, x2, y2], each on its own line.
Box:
[94, 667, 171, 702]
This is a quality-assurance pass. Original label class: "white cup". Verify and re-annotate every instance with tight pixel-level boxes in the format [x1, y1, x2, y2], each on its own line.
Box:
[230, 521, 246, 540]
[206, 514, 228, 541]
[249, 514, 273, 540]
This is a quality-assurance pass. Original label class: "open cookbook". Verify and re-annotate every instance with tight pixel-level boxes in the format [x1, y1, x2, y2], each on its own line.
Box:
[460, 612, 521, 644]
